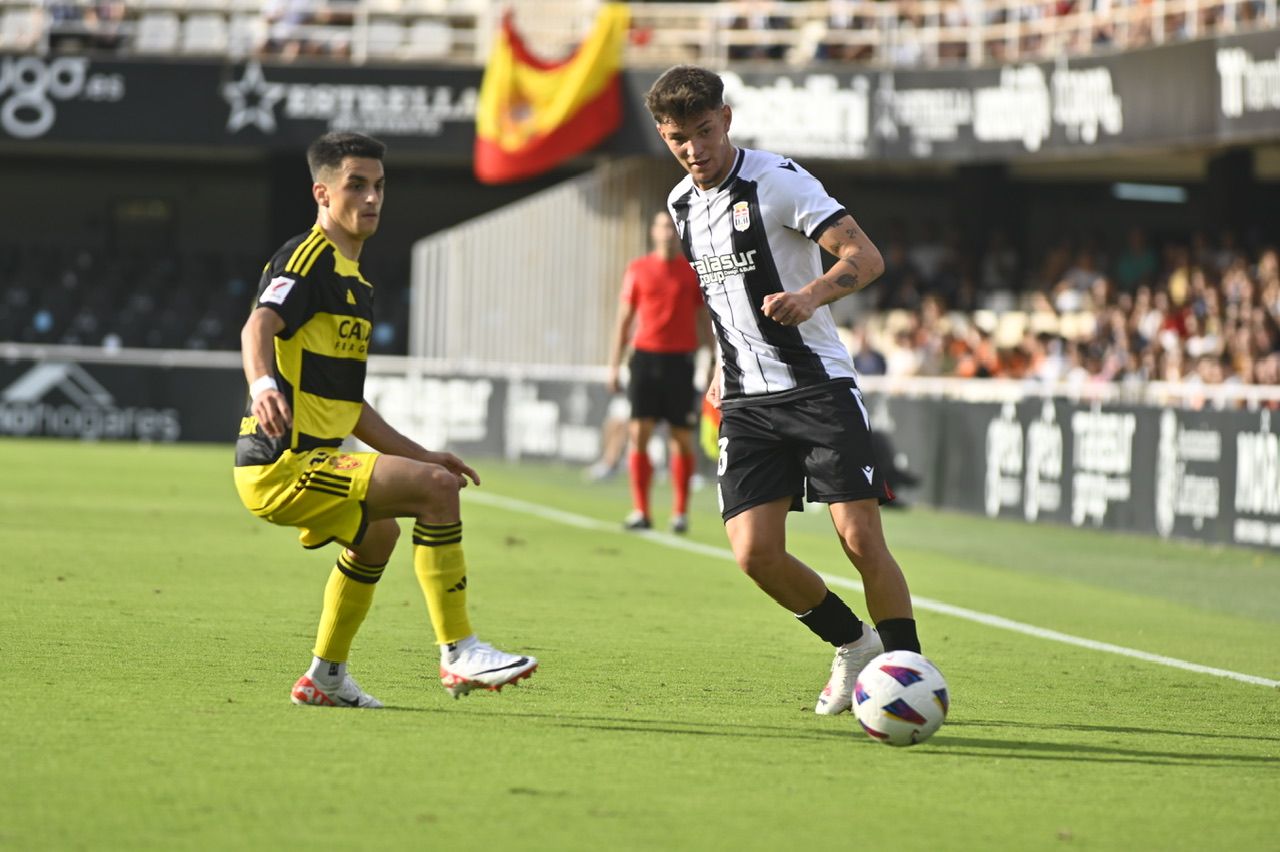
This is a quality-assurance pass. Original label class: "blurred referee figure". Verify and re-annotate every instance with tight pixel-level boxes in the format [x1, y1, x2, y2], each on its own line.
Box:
[645, 67, 921, 715]
[233, 131, 536, 708]
[606, 210, 712, 534]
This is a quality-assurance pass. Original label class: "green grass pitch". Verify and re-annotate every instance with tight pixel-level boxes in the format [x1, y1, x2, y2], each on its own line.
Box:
[2, 438, 1277, 850]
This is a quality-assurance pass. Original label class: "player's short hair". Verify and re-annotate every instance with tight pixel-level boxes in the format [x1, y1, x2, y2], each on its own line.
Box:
[644, 65, 724, 125]
[306, 132, 386, 181]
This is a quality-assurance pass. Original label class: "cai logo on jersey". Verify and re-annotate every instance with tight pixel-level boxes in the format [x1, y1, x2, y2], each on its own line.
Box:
[732, 201, 751, 231]
[692, 250, 759, 286]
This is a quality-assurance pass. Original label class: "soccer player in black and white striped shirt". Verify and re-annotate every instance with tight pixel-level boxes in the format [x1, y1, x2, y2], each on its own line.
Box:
[645, 66, 922, 715]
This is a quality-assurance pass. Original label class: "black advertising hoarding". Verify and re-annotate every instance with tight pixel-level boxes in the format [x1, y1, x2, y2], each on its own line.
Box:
[0, 358, 245, 442]
[4, 353, 1279, 550]
[867, 393, 1280, 550]
[704, 33, 1275, 163]
[0, 56, 482, 152]
[1214, 28, 1280, 143]
[2, 28, 1278, 161]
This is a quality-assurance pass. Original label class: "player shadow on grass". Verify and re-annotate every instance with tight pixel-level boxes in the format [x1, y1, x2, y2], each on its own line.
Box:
[926, 720, 1280, 767]
[382, 706, 853, 743]
[380, 707, 1280, 764]
[953, 717, 1280, 743]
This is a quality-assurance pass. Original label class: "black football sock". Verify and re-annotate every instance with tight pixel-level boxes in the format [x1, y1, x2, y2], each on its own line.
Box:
[876, 618, 921, 653]
[796, 590, 864, 647]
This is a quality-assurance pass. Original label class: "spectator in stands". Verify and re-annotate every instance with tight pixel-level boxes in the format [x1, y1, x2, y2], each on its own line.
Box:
[1113, 226, 1158, 294]
[888, 9, 925, 66]
[260, 0, 350, 59]
[85, 0, 126, 51]
[886, 327, 923, 376]
[980, 228, 1020, 295]
[1211, 229, 1244, 274]
[875, 239, 923, 311]
[261, 0, 313, 58]
[819, 0, 874, 62]
[908, 221, 949, 288]
[41, 0, 85, 52]
[849, 324, 887, 376]
[726, 0, 791, 61]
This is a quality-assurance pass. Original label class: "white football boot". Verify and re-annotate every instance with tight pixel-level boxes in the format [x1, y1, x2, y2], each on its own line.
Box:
[440, 636, 539, 699]
[291, 672, 384, 708]
[814, 626, 883, 715]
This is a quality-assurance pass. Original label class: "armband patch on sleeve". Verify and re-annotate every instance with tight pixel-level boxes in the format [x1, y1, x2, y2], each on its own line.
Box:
[261, 275, 297, 306]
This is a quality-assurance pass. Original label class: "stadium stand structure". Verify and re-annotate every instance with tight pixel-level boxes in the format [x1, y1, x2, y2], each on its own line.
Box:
[1, 0, 1276, 67]
[1, 0, 1279, 399]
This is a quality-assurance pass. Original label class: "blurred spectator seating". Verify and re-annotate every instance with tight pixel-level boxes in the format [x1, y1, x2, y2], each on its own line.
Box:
[0, 241, 410, 355]
[0, 0, 1275, 67]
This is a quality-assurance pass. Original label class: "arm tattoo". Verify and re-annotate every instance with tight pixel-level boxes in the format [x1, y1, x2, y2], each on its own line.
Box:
[835, 272, 860, 290]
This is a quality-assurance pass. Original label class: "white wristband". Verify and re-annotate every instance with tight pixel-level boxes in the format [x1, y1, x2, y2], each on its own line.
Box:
[249, 375, 278, 401]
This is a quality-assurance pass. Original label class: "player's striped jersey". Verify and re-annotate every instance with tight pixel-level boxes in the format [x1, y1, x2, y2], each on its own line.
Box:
[235, 225, 374, 467]
[667, 147, 857, 408]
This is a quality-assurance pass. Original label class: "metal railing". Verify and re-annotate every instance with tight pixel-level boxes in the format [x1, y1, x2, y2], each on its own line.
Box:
[5, 340, 1280, 410]
[1, 0, 1276, 68]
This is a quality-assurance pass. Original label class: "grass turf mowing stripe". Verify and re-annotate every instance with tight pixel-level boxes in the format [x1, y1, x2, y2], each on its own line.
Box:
[467, 489, 1280, 690]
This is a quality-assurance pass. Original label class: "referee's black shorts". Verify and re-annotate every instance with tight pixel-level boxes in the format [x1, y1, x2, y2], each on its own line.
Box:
[715, 383, 893, 521]
[627, 349, 698, 428]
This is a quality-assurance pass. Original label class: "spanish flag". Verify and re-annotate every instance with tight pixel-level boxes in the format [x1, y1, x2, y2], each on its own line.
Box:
[699, 395, 721, 461]
[474, 4, 628, 184]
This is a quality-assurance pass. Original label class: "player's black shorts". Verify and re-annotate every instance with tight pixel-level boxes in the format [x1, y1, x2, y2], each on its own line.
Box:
[628, 349, 698, 428]
[716, 385, 892, 521]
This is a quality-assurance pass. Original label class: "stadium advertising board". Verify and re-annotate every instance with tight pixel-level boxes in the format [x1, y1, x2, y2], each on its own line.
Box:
[869, 393, 1275, 548]
[362, 371, 616, 465]
[2, 28, 1277, 161]
[0, 358, 242, 442]
[1215, 29, 1280, 142]
[0, 56, 480, 150]
[10, 352, 1276, 550]
[623, 29, 1280, 162]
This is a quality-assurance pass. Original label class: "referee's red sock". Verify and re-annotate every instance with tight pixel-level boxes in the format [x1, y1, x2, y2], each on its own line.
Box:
[671, 452, 695, 516]
[629, 451, 653, 518]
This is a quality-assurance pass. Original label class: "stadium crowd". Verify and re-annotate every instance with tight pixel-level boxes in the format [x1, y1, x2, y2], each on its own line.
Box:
[5, 224, 1278, 395]
[6, 0, 1273, 67]
[835, 224, 1280, 397]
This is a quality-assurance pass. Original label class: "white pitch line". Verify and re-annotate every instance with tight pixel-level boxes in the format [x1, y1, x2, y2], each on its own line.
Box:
[467, 490, 1280, 689]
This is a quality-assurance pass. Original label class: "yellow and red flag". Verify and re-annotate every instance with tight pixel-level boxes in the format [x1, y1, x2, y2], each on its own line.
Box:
[699, 395, 721, 461]
[474, 4, 628, 184]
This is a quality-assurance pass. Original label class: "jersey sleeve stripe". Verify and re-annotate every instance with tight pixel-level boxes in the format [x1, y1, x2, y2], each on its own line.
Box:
[285, 231, 324, 273]
[807, 209, 849, 241]
[299, 242, 331, 277]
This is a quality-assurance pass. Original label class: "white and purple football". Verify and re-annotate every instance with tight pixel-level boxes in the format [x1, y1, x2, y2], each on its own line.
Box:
[853, 651, 949, 746]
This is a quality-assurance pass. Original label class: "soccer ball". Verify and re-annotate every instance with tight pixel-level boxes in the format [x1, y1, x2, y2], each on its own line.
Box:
[853, 651, 949, 746]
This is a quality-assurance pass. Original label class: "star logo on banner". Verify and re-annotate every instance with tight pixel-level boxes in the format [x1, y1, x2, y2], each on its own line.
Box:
[223, 62, 286, 134]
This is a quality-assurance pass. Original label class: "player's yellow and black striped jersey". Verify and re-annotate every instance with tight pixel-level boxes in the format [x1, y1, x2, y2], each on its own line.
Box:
[235, 225, 374, 467]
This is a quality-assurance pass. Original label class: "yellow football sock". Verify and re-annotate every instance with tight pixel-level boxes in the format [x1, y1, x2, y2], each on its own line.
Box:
[312, 552, 384, 662]
[412, 521, 473, 645]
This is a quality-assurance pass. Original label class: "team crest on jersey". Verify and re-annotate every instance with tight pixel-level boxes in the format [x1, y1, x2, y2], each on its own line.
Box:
[330, 454, 362, 471]
[732, 201, 751, 232]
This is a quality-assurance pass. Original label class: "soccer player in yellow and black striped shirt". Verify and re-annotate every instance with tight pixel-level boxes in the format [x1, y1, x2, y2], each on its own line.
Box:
[234, 131, 537, 708]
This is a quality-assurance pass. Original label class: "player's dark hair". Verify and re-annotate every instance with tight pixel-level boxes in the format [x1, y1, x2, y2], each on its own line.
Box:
[644, 65, 724, 124]
[306, 132, 386, 181]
